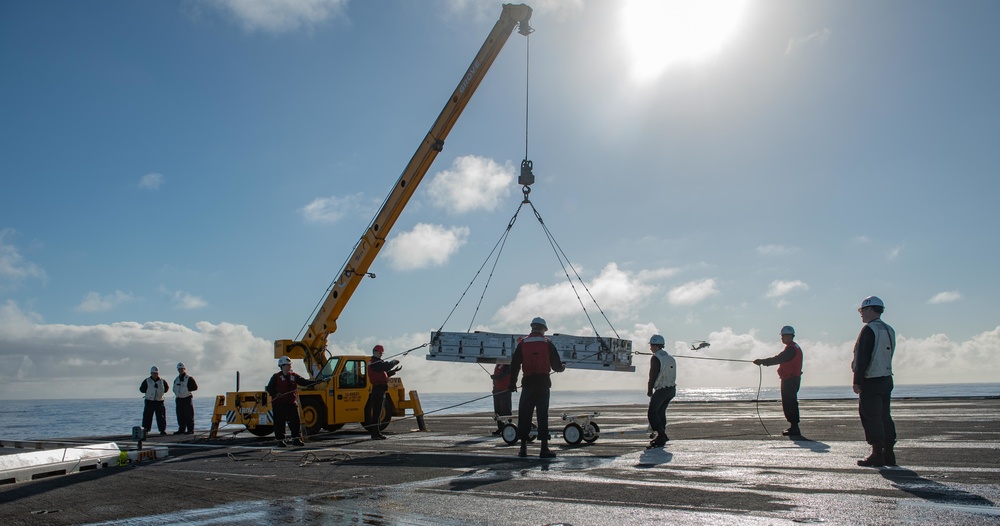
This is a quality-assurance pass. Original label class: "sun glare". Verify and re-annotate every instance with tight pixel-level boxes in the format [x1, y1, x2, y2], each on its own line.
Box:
[622, 0, 749, 82]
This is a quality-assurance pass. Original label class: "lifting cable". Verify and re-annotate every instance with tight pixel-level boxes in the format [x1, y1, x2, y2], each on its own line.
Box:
[635, 350, 773, 436]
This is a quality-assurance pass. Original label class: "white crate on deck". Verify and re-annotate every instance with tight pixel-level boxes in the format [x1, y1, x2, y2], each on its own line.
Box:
[426, 331, 635, 372]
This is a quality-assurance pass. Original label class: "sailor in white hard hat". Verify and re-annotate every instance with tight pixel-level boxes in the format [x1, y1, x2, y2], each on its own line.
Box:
[510, 316, 565, 458]
[852, 296, 897, 467]
[139, 366, 169, 435]
[172, 362, 198, 435]
[753, 326, 804, 436]
[265, 356, 315, 447]
[646, 334, 676, 449]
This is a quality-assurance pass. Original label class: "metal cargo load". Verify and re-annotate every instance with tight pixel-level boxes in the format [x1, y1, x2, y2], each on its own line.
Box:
[426, 331, 635, 372]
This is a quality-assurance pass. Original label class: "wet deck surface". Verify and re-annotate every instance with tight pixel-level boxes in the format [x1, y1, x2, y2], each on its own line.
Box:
[2, 397, 998, 525]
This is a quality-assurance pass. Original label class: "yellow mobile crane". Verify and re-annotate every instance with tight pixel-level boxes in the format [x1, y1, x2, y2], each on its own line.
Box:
[209, 4, 534, 439]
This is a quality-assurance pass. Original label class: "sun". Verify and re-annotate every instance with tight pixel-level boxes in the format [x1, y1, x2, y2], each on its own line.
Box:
[621, 0, 750, 82]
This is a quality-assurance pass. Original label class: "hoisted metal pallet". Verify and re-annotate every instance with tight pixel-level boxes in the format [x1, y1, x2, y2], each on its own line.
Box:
[426, 330, 635, 372]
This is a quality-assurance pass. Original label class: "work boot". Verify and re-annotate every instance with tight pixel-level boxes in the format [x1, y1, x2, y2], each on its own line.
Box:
[290, 438, 304, 447]
[518, 440, 527, 458]
[782, 426, 801, 436]
[539, 441, 556, 459]
[173, 430, 185, 435]
[276, 440, 287, 448]
[884, 444, 896, 466]
[857, 444, 884, 467]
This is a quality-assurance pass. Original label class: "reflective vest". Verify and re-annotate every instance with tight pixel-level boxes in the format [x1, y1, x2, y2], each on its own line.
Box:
[776, 343, 803, 380]
[173, 374, 193, 398]
[369, 359, 390, 385]
[271, 372, 302, 406]
[493, 364, 511, 391]
[652, 350, 676, 389]
[855, 319, 895, 378]
[142, 378, 167, 401]
[520, 334, 552, 376]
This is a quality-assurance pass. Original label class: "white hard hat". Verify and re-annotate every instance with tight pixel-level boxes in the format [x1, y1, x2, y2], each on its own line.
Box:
[780, 325, 795, 336]
[176, 362, 186, 369]
[150, 366, 159, 374]
[530, 317, 547, 330]
[860, 296, 884, 309]
[649, 334, 665, 346]
[278, 356, 292, 367]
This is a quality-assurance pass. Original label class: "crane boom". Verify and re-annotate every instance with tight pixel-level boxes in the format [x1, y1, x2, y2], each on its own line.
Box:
[276, 4, 534, 372]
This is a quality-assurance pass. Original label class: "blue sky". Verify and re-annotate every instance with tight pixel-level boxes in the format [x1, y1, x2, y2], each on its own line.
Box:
[2, 0, 998, 400]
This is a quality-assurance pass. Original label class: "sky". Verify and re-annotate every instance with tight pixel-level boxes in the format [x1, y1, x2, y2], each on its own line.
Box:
[2, 0, 999, 401]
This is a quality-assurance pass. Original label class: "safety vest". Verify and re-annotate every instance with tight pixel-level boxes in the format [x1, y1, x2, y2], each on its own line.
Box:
[856, 319, 895, 378]
[142, 378, 167, 401]
[271, 372, 302, 406]
[652, 350, 676, 389]
[776, 343, 803, 380]
[173, 374, 193, 398]
[369, 359, 390, 385]
[520, 334, 552, 376]
[493, 364, 511, 391]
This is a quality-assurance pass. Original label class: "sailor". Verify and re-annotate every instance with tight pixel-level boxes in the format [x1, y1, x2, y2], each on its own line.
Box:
[646, 334, 676, 448]
[365, 345, 401, 440]
[491, 363, 513, 435]
[265, 356, 314, 447]
[852, 296, 897, 467]
[172, 362, 198, 435]
[139, 366, 169, 436]
[753, 326, 804, 436]
[510, 316, 565, 458]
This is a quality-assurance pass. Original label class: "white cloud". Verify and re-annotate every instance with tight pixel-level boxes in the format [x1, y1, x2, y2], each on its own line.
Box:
[138, 172, 163, 190]
[495, 263, 675, 330]
[928, 291, 962, 304]
[785, 27, 831, 56]
[173, 291, 208, 310]
[756, 244, 798, 256]
[75, 290, 134, 313]
[0, 229, 47, 285]
[208, 0, 348, 34]
[158, 286, 207, 310]
[301, 193, 366, 224]
[427, 155, 514, 214]
[667, 278, 719, 306]
[384, 223, 469, 271]
[0, 302, 273, 399]
[765, 279, 809, 298]
[887, 244, 904, 260]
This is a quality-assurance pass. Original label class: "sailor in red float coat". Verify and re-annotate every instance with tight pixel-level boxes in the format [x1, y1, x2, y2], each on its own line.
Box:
[490, 363, 513, 434]
[265, 357, 315, 447]
[753, 326, 804, 436]
[510, 317, 565, 458]
[365, 345, 401, 439]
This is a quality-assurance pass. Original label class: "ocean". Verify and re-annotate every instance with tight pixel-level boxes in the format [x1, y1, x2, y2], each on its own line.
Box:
[1, 383, 996, 442]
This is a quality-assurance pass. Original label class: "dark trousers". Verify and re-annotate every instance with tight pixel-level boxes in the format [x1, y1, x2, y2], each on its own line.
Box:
[647, 386, 676, 434]
[517, 385, 550, 442]
[780, 376, 801, 426]
[142, 400, 166, 433]
[859, 375, 896, 446]
[273, 403, 300, 441]
[493, 389, 512, 429]
[365, 384, 389, 436]
[175, 396, 195, 433]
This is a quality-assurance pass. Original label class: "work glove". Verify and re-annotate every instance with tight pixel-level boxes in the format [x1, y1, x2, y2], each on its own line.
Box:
[753, 359, 762, 366]
[647, 390, 652, 397]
